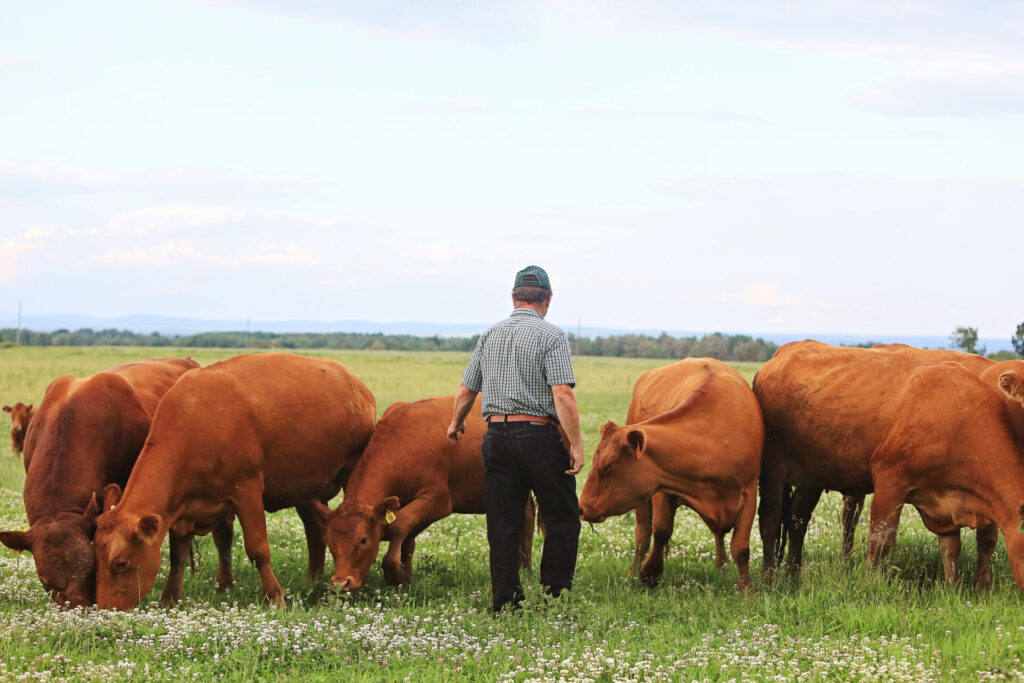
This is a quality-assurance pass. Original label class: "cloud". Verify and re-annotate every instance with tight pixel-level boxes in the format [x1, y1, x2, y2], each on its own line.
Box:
[722, 283, 833, 310]
[90, 241, 239, 267]
[107, 206, 247, 236]
[190, 0, 537, 41]
[0, 161, 321, 204]
[0, 226, 55, 283]
[243, 244, 324, 266]
[0, 56, 30, 67]
[849, 80, 1024, 117]
[575, 108, 764, 123]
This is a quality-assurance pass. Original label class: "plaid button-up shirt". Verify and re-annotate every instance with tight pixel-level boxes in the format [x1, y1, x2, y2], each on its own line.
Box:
[462, 308, 576, 419]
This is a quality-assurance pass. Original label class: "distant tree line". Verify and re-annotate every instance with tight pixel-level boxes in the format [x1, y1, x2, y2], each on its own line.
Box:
[0, 327, 783, 361]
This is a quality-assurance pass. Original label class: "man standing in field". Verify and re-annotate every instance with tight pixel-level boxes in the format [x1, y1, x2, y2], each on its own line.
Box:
[447, 265, 585, 614]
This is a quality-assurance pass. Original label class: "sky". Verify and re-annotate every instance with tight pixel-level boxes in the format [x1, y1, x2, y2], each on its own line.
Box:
[2, 0, 1022, 338]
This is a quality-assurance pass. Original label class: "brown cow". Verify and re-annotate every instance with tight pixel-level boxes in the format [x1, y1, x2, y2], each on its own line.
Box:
[3, 402, 34, 457]
[93, 353, 376, 609]
[0, 358, 220, 608]
[323, 394, 536, 592]
[578, 358, 763, 591]
[829, 345, 998, 584]
[757, 340, 1024, 590]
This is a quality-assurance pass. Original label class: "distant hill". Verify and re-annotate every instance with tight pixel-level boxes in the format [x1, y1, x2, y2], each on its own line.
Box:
[0, 312, 1013, 353]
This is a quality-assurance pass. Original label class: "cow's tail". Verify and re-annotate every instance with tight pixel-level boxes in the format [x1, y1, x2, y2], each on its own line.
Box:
[774, 483, 792, 568]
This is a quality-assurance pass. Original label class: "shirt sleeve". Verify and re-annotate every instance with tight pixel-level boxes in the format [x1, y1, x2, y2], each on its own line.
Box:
[543, 332, 576, 388]
[462, 337, 484, 392]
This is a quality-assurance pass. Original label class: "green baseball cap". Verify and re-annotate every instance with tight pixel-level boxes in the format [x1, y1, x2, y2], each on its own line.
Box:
[514, 265, 551, 290]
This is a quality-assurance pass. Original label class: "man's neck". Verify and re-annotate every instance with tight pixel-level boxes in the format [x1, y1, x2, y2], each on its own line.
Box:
[513, 301, 548, 318]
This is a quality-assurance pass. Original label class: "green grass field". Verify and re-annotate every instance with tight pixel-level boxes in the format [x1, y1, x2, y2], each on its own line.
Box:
[0, 347, 1021, 681]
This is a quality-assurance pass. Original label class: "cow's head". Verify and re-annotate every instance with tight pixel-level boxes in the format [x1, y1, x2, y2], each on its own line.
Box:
[0, 493, 100, 608]
[3, 402, 33, 455]
[579, 421, 659, 523]
[323, 496, 400, 592]
[92, 485, 163, 610]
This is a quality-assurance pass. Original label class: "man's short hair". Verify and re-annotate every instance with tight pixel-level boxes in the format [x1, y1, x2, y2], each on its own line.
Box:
[512, 285, 552, 304]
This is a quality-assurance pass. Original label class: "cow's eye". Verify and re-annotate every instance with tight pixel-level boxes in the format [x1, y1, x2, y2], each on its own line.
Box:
[111, 559, 129, 573]
[359, 537, 367, 546]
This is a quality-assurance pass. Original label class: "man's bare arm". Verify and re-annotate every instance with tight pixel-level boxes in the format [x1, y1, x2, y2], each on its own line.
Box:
[551, 383, 584, 475]
[447, 383, 479, 441]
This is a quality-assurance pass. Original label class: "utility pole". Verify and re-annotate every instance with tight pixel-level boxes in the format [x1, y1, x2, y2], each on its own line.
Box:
[15, 301, 22, 346]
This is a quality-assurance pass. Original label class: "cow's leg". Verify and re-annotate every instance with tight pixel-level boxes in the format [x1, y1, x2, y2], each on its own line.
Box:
[841, 494, 865, 558]
[234, 488, 284, 606]
[974, 525, 999, 592]
[731, 487, 757, 593]
[785, 486, 823, 573]
[159, 530, 193, 607]
[714, 531, 728, 569]
[519, 496, 536, 571]
[1001, 525, 1024, 592]
[630, 497, 653, 578]
[382, 495, 451, 586]
[400, 535, 416, 576]
[295, 502, 327, 583]
[212, 514, 235, 591]
[866, 486, 906, 569]
[936, 530, 961, 586]
[639, 494, 677, 587]
[757, 446, 786, 579]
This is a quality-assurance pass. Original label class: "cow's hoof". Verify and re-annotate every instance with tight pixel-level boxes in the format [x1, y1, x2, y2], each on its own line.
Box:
[638, 570, 662, 588]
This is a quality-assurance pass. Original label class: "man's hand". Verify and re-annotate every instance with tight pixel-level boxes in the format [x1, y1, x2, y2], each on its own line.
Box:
[565, 444, 585, 475]
[447, 421, 466, 442]
[448, 384, 479, 443]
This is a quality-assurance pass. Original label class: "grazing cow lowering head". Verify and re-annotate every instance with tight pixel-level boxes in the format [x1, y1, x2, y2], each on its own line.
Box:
[578, 421, 660, 524]
[93, 485, 164, 610]
[3, 403, 34, 456]
[0, 493, 100, 607]
[323, 497, 400, 592]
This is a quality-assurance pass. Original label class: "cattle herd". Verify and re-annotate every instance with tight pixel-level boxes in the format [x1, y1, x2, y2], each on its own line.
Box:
[2, 342, 1024, 611]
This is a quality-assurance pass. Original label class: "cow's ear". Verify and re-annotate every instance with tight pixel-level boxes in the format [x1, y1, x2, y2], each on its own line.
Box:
[626, 429, 647, 458]
[599, 421, 618, 439]
[311, 500, 332, 525]
[26, 404, 33, 412]
[0, 529, 32, 553]
[373, 497, 401, 525]
[135, 514, 162, 545]
[81, 493, 100, 536]
[102, 483, 122, 511]
[2, 406, 10, 414]
[999, 371, 1024, 405]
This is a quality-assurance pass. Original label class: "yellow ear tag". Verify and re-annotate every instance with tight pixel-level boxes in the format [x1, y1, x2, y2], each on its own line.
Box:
[385, 510, 397, 524]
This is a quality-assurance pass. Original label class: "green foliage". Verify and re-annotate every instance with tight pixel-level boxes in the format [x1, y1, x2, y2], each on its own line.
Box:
[1013, 322, 1024, 358]
[949, 326, 985, 355]
[0, 328, 780, 361]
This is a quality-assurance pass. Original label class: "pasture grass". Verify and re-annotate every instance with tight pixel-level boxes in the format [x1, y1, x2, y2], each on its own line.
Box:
[0, 347, 1021, 681]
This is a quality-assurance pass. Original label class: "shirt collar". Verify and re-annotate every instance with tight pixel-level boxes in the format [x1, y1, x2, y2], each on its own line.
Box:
[510, 307, 543, 319]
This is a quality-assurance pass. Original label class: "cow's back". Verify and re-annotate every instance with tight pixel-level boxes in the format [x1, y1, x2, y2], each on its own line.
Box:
[142, 353, 376, 509]
[351, 395, 487, 512]
[634, 358, 762, 476]
[23, 359, 198, 520]
[872, 343, 994, 376]
[756, 341, 947, 491]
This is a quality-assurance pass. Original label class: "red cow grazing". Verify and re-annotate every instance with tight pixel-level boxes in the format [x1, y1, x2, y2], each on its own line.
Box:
[579, 358, 763, 592]
[757, 341, 1024, 590]
[828, 345, 999, 585]
[0, 358, 210, 608]
[93, 353, 376, 609]
[324, 394, 536, 592]
[3, 402, 34, 457]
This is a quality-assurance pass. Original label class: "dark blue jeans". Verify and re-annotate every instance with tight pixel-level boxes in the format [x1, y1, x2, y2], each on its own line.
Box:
[482, 421, 581, 613]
